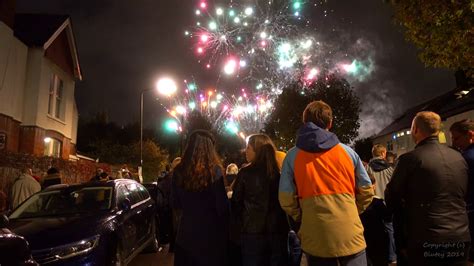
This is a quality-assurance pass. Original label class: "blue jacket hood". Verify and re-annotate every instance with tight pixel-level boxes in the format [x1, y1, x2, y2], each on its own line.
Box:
[296, 122, 340, 152]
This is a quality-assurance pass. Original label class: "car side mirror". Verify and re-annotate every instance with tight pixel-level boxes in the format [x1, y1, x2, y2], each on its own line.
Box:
[120, 198, 131, 211]
[0, 214, 9, 228]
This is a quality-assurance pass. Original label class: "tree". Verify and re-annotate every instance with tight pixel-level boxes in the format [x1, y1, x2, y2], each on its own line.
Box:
[354, 137, 374, 163]
[132, 140, 169, 182]
[264, 74, 361, 150]
[390, 1, 473, 80]
[76, 113, 169, 181]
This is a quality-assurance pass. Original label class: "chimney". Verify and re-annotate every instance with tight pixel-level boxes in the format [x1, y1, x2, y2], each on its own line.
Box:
[0, 0, 15, 29]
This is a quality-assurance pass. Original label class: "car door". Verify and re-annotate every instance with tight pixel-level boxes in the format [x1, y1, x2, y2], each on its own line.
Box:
[136, 184, 154, 240]
[115, 185, 138, 259]
[126, 182, 147, 248]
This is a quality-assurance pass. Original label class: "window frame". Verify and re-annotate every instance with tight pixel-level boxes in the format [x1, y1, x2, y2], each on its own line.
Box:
[44, 137, 62, 158]
[47, 74, 65, 121]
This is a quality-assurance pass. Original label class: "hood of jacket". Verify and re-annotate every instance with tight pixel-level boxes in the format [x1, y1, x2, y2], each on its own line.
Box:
[368, 158, 390, 172]
[296, 122, 339, 153]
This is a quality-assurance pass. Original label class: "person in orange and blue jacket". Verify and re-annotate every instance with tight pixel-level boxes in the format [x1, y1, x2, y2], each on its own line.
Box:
[279, 100, 374, 266]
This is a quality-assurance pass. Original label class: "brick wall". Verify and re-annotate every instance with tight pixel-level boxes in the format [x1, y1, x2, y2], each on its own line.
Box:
[0, 151, 110, 210]
[0, 113, 20, 152]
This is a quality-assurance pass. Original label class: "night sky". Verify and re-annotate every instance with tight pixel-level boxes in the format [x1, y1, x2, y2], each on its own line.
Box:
[16, 0, 456, 138]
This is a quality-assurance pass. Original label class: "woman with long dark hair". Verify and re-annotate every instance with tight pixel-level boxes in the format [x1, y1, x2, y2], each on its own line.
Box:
[232, 134, 290, 266]
[171, 130, 229, 266]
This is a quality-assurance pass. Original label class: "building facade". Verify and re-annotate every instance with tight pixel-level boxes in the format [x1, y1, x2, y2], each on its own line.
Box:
[0, 1, 82, 160]
[373, 88, 474, 156]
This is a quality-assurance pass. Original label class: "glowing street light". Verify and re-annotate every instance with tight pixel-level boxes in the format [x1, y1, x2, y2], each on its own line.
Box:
[156, 77, 177, 97]
[141, 77, 178, 169]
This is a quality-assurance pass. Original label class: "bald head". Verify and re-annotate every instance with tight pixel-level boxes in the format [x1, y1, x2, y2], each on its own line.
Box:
[411, 111, 441, 144]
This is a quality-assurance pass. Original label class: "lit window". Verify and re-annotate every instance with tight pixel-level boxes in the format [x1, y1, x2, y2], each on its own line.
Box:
[48, 74, 64, 120]
[44, 137, 61, 157]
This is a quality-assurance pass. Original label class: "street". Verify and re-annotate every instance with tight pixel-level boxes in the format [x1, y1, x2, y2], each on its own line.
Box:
[130, 246, 308, 266]
[130, 246, 174, 266]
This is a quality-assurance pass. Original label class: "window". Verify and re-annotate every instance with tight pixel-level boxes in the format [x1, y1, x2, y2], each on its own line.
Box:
[48, 74, 64, 120]
[126, 183, 145, 205]
[44, 137, 61, 157]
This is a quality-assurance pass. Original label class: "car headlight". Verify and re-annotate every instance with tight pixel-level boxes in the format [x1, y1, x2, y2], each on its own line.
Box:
[52, 235, 100, 260]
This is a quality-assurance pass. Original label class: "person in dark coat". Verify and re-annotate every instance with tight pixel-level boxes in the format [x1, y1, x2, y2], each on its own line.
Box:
[232, 133, 289, 266]
[450, 118, 474, 264]
[360, 172, 391, 266]
[42, 167, 61, 189]
[171, 130, 229, 266]
[385, 111, 470, 266]
[157, 157, 181, 251]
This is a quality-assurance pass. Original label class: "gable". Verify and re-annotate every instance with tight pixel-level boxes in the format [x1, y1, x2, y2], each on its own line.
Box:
[45, 29, 74, 78]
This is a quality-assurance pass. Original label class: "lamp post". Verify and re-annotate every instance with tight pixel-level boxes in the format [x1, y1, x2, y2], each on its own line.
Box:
[140, 77, 177, 169]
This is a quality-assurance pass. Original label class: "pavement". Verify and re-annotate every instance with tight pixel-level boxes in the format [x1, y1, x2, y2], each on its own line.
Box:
[130, 245, 308, 266]
[130, 245, 174, 266]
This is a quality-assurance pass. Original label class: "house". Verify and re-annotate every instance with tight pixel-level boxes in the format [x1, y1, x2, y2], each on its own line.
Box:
[372, 87, 474, 156]
[0, 0, 82, 160]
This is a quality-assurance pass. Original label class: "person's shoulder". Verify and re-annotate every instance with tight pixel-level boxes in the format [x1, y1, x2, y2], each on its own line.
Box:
[238, 164, 253, 174]
[464, 149, 474, 163]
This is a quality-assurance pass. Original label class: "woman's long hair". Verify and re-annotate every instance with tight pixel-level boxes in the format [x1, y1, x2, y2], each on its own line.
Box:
[247, 134, 280, 179]
[174, 130, 223, 191]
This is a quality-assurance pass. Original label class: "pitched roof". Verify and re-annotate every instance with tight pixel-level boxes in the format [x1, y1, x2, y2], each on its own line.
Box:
[375, 87, 474, 138]
[13, 13, 82, 80]
[14, 14, 69, 47]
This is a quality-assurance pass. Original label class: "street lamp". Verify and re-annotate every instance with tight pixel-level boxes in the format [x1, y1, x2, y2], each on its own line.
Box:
[140, 77, 177, 168]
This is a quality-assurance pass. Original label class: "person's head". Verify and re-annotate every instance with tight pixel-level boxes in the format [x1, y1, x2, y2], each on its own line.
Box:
[371, 144, 387, 159]
[411, 111, 441, 144]
[21, 167, 32, 175]
[96, 168, 104, 175]
[226, 163, 239, 175]
[386, 152, 397, 164]
[175, 130, 222, 191]
[99, 172, 109, 181]
[171, 157, 182, 170]
[246, 134, 280, 179]
[302, 100, 333, 130]
[47, 167, 59, 175]
[449, 119, 474, 151]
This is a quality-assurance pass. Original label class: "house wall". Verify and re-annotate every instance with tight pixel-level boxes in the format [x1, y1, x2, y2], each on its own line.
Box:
[19, 55, 76, 159]
[0, 21, 27, 122]
[373, 110, 474, 156]
[34, 57, 76, 140]
[0, 20, 78, 159]
[443, 110, 474, 146]
[0, 21, 27, 152]
[45, 29, 75, 78]
[21, 48, 43, 126]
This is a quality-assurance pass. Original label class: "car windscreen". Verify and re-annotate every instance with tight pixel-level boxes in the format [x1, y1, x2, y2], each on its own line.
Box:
[9, 187, 113, 219]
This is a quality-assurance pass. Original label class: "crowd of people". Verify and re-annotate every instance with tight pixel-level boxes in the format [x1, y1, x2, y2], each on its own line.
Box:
[2, 99, 473, 266]
[157, 100, 473, 266]
[1, 164, 137, 213]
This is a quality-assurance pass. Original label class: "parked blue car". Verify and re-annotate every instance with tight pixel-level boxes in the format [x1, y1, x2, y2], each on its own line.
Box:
[0, 214, 38, 265]
[7, 179, 158, 265]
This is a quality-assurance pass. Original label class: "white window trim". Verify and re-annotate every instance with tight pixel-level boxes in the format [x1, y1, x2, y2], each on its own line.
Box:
[48, 74, 66, 122]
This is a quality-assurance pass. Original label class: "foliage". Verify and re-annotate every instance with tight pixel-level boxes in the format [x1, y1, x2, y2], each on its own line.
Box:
[390, 0, 473, 78]
[354, 137, 374, 163]
[132, 140, 169, 182]
[77, 113, 169, 182]
[264, 74, 361, 150]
